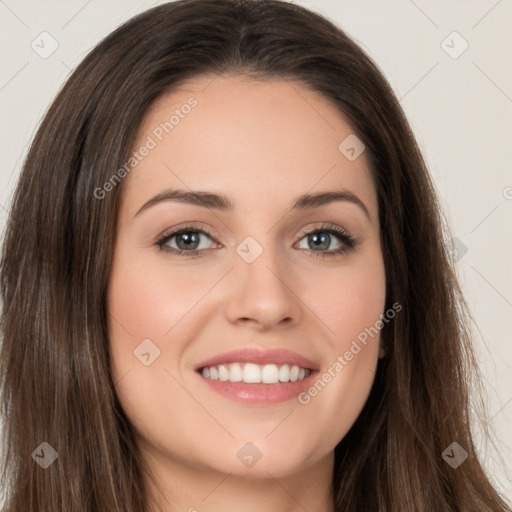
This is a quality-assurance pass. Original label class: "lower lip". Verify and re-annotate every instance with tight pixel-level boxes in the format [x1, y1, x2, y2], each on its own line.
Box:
[197, 371, 317, 404]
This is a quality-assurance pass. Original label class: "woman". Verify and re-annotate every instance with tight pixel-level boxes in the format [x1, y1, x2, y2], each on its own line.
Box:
[0, 0, 509, 510]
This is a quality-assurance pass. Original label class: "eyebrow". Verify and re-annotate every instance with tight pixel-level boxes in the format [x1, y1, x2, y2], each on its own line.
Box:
[134, 188, 371, 219]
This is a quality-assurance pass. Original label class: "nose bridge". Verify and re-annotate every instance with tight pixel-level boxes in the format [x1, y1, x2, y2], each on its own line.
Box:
[235, 232, 287, 286]
[224, 232, 300, 329]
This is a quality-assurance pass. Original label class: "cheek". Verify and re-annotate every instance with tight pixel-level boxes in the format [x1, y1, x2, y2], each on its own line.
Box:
[106, 250, 179, 400]
[107, 254, 201, 453]
[107, 247, 224, 423]
[294, 253, 386, 441]
[336, 272, 386, 348]
[107, 248, 212, 345]
[306, 254, 386, 351]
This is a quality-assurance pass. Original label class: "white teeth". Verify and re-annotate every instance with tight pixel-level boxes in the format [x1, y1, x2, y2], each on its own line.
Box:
[218, 364, 229, 381]
[229, 362, 243, 382]
[278, 364, 290, 382]
[261, 364, 279, 384]
[200, 362, 312, 384]
[243, 363, 261, 383]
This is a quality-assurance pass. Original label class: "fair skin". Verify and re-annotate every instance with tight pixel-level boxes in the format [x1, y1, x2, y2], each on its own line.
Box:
[108, 73, 386, 512]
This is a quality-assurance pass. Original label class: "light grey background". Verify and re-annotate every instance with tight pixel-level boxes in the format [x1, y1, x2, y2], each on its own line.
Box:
[1, 0, 511, 503]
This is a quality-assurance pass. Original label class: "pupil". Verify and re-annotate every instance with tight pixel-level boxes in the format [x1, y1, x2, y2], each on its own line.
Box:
[310, 233, 329, 250]
[178, 232, 199, 250]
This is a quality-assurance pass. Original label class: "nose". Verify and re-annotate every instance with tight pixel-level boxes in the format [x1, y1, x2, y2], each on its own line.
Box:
[224, 240, 302, 331]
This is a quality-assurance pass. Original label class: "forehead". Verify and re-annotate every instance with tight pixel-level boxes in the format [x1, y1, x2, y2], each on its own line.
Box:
[121, 73, 377, 221]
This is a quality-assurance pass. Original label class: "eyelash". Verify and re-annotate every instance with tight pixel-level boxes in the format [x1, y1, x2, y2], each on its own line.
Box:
[155, 222, 358, 259]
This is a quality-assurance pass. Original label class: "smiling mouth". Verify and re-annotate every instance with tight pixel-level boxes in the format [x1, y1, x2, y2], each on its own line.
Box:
[198, 362, 313, 384]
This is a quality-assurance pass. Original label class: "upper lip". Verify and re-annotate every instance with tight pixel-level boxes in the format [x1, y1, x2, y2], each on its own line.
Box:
[194, 348, 320, 372]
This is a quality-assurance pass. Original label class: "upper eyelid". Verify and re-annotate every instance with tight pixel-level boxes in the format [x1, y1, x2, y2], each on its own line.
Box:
[157, 224, 216, 243]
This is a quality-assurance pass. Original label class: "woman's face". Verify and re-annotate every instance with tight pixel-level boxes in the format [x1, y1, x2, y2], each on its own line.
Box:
[108, 74, 386, 482]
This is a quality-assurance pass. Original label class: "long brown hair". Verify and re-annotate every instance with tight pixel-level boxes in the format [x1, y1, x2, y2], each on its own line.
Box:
[0, 0, 509, 510]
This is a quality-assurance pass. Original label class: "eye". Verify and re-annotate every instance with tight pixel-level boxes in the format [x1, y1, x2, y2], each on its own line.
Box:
[295, 224, 358, 258]
[156, 223, 217, 257]
[155, 222, 358, 259]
